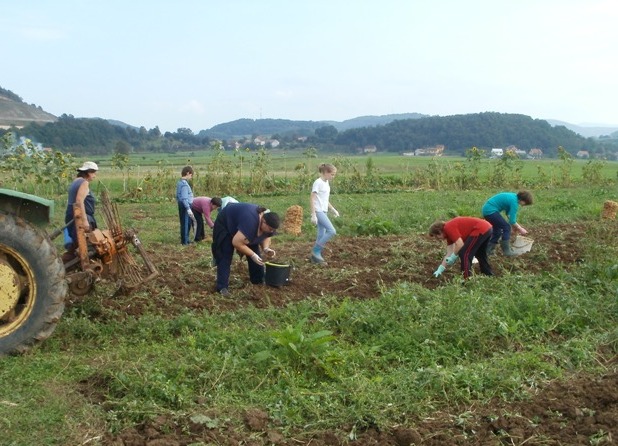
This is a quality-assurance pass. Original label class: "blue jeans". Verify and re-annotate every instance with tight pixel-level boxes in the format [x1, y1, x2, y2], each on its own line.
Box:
[484, 212, 511, 243]
[315, 211, 336, 247]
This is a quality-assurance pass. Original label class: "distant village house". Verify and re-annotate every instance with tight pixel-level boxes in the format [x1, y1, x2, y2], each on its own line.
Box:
[414, 145, 445, 156]
[576, 150, 589, 158]
[504, 145, 527, 158]
[528, 148, 543, 159]
[362, 145, 377, 154]
[253, 136, 267, 146]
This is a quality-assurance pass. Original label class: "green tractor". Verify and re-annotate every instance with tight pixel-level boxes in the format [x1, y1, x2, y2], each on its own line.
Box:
[0, 188, 158, 355]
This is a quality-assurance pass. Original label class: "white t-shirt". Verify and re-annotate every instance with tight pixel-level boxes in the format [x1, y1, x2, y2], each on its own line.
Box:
[311, 178, 330, 212]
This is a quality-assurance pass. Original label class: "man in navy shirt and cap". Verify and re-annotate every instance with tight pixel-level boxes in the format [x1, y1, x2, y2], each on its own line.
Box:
[211, 202, 280, 296]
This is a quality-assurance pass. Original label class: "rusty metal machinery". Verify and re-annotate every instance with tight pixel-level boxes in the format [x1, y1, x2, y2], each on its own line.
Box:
[65, 188, 158, 296]
[0, 186, 158, 354]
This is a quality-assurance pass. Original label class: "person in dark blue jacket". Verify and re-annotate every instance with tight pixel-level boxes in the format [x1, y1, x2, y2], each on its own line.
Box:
[211, 203, 280, 296]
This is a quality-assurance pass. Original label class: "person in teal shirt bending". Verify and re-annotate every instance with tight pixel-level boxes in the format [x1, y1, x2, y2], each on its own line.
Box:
[482, 190, 533, 256]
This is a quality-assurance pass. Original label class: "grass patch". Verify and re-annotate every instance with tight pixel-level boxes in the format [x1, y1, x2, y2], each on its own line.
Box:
[2, 247, 616, 443]
[1, 179, 617, 443]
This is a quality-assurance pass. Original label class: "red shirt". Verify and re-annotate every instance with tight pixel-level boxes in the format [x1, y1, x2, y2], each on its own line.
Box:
[443, 217, 491, 244]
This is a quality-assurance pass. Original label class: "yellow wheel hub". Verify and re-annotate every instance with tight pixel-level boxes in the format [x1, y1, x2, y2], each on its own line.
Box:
[0, 259, 20, 319]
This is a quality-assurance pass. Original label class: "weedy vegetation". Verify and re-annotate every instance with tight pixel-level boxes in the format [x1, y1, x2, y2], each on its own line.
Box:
[0, 139, 617, 444]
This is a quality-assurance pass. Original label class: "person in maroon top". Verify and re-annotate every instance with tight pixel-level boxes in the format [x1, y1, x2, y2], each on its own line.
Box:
[191, 196, 222, 242]
[429, 217, 494, 280]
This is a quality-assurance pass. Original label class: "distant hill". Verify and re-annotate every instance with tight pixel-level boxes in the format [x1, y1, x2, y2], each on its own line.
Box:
[105, 119, 139, 130]
[547, 120, 618, 138]
[334, 113, 428, 131]
[2, 86, 617, 157]
[0, 87, 57, 127]
[334, 112, 601, 157]
[199, 113, 428, 139]
[3, 84, 617, 139]
[200, 118, 326, 139]
[202, 114, 618, 141]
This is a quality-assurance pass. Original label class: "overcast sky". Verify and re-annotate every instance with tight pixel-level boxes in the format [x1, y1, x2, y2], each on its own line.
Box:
[2, 0, 617, 133]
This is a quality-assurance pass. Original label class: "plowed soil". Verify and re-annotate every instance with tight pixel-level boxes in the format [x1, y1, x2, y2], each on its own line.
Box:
[80, 222, 617, 445]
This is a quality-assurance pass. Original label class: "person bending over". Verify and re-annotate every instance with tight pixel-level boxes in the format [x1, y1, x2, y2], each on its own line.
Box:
[211, 202, 280, 296]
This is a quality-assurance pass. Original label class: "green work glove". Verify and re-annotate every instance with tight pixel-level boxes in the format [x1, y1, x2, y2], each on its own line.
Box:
[433, 264, 446, 277]
[445, 253, 458, 266]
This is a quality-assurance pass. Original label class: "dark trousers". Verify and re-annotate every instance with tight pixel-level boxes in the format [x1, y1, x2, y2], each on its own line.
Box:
[484, 212, 511, 244]
[193, 211, 205, 242]
[212, 215, 264, 291]
[460, 229, 493, 279]
[178, 203, 191, 245]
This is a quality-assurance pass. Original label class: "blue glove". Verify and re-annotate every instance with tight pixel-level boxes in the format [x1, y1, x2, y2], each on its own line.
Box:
[433, 265, 446, 277]
[445, 253, 458, 266]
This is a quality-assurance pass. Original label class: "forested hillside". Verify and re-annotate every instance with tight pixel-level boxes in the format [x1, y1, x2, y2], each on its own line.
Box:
[333, 112, 601, 157]
[200, 113, 427, 139]
[3, 112, 616, 158]
[201, 118, 327, 140]
[2, 85, 617, 158]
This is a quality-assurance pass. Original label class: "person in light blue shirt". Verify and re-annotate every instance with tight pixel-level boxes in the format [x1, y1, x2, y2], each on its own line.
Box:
[482, 190, 533, 256]
[176, 165, 195, 245]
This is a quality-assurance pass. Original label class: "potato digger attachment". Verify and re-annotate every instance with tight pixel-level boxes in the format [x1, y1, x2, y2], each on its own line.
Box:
[1, 187, 158, 355]
[61, 188, 159, 296]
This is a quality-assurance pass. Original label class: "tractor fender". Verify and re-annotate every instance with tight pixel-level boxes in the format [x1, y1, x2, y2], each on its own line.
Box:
[0, 188, 55, 228]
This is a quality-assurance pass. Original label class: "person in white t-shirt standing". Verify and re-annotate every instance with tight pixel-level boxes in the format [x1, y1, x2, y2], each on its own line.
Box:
[309, 163, 340, 264]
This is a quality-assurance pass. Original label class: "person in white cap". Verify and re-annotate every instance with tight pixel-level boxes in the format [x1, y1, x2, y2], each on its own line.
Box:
[63, 161, 99, 259]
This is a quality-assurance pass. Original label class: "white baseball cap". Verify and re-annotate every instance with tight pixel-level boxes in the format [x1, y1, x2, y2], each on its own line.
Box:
[77, 161, 99, 172]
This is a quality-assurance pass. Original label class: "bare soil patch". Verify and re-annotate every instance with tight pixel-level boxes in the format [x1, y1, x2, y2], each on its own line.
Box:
[73, 222, 616, 445]
[82, 222, 586, 318]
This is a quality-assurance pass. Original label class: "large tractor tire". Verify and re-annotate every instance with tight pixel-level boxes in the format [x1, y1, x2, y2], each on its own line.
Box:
[0, 212, 67, 355]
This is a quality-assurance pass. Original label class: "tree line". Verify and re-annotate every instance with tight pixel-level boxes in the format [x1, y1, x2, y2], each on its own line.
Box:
[1, 114, 211, 155]
[2, 111, 617, 158]
[329, 113, 609, 158]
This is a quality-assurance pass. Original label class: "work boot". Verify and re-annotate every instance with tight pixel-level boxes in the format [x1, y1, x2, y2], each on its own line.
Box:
[500, 240, 517, 257]
[486, 242, 497, 256]
[311, 254, 327, 265]
[311, 246, 324, 263]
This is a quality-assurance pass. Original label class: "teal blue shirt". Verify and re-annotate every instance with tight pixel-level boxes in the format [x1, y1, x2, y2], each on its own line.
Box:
[482, 192, 519, 224]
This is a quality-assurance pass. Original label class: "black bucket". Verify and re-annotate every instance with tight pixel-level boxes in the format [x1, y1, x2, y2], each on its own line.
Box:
[265, 262, 291, 287]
